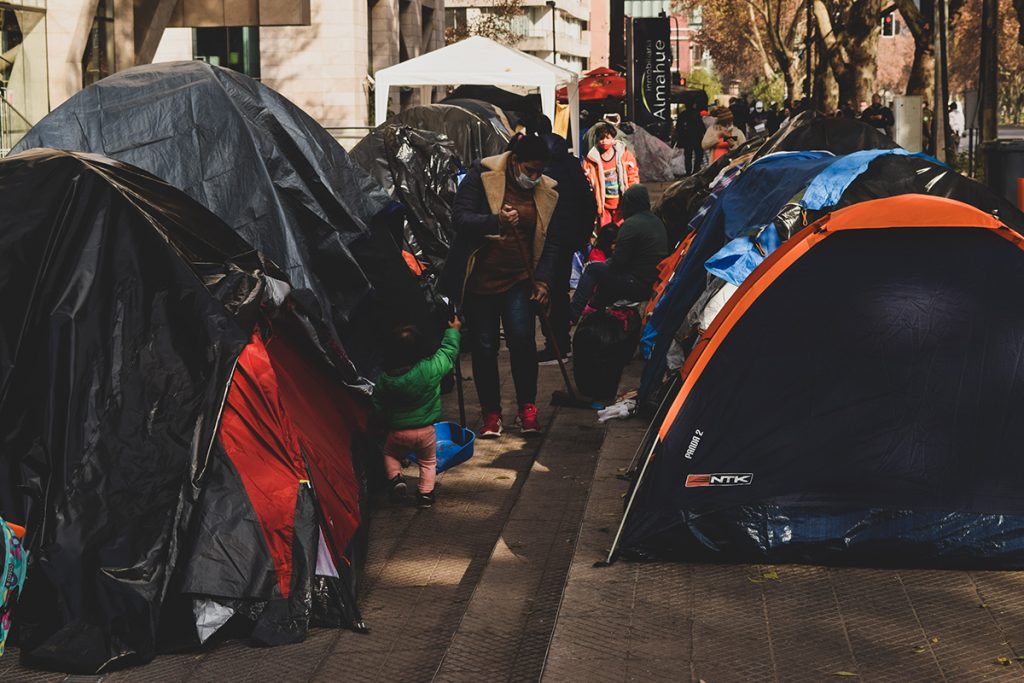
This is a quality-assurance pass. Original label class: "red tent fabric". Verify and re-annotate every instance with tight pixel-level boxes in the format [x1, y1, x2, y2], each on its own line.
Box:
[266, 322, 368, 569]
[219, 331, 308, 597]
[216, 322, 369, 600]
[557, 67, 626, 102]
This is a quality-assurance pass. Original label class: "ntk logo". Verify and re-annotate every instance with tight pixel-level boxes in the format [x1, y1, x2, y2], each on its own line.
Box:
[685, 473, 754, 487]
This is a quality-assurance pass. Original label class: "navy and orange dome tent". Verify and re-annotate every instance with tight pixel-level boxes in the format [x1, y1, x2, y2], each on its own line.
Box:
[606, 194, 1024, 569]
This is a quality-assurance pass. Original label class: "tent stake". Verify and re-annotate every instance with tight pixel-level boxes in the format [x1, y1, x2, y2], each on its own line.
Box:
[595, 438, 659, 567]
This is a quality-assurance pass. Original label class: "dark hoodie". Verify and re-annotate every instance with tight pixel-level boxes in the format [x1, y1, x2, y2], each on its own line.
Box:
[607, 185, 668, 287]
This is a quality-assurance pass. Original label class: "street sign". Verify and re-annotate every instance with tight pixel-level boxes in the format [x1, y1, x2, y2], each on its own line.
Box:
[628, 17, 672, 137]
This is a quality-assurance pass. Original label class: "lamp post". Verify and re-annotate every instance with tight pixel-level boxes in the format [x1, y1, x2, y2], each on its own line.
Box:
[545, 0, 557, 65]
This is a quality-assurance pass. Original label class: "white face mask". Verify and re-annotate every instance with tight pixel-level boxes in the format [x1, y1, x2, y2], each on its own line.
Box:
[517, 172, 540, 190]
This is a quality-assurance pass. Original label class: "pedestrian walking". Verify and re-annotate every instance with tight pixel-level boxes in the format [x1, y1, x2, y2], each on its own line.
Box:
[702, 107, 746, 162]
[374, 317, 462, 509]
[674, 104, 706, 175]
[748, 101, 769, 137]
[442, 134, 559, 438]
[949, 101, 965, 152]
[583, 122, 640, 231]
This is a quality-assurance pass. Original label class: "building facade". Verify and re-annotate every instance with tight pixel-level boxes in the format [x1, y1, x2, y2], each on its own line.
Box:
[0, 0, 444, 152]
[445, 0, 591, 73]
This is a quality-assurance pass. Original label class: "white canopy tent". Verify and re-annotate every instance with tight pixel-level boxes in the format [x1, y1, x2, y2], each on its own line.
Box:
[374, 36, 581, 155]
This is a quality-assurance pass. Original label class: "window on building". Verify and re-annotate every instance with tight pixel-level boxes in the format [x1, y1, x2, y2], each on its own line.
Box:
[445, 7, 468, 33]
[193, 27, 260, 79]
[82, 0, 114, 87]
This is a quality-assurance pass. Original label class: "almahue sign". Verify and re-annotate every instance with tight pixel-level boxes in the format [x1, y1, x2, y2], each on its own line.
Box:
[629, 17, 672, 131]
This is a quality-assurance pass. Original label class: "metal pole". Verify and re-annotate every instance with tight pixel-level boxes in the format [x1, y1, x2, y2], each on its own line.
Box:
[805, 0, 812, 101]
[980, 0, 999, 142]
[933, 0, 946, 163]
[546, 1, 557, 65]
[597, 438, 659, 566]
[625, 372, 681, 475]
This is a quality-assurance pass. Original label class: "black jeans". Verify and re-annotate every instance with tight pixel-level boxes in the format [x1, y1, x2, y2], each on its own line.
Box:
[570, 261, 649, 321]
[463, 280, 538, 412]
[684, 145, 703, 175]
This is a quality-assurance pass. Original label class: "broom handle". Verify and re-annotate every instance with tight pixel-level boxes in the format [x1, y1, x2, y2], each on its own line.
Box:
[505, 211, 580, 400]
[452, 305, 467, 429]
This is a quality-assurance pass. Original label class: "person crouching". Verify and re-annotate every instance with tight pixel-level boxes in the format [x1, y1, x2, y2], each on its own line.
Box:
[570, 185, 667, 322]
[373, 317, 462, 509]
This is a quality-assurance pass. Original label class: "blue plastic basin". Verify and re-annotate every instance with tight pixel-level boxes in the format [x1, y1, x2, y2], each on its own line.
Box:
[408, 421, 476, 473]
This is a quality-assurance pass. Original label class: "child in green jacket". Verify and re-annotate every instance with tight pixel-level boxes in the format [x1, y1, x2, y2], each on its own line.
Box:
[373, 317, 462, 508]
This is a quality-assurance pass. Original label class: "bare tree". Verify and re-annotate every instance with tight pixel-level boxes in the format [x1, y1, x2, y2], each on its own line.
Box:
[446, 0, 526, 46]
[676, 0, 805, 98]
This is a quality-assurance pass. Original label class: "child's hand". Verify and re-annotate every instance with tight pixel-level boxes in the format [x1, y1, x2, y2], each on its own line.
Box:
[448, 316, 462, 331]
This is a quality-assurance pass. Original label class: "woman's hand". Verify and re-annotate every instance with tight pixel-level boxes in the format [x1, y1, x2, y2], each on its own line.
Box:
[499, 203, 520, 230]
[531, 281, 550, 307]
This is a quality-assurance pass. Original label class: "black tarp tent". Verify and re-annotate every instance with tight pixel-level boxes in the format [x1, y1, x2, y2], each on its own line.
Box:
[12, 61, 439, 389]
[616, 194, 1024, 568]
[1, 150, 373, 673]
[377, 103, 511, 166]
[350, 125, 460, 275]
[752, 111, 898, 161]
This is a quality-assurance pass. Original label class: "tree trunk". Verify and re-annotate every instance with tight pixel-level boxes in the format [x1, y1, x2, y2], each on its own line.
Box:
[846, 0, 883, 104]
[906, 42, 935, 104]
[812, 33, 835, 111]
[813, 0, 881, 107]
[900, 0, 935, 105]
[783, 69, 797, 102]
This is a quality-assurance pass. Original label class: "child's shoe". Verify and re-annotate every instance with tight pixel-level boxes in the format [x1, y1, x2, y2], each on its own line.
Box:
[417, 490, 435, 509]
[387, 474, 407, 503]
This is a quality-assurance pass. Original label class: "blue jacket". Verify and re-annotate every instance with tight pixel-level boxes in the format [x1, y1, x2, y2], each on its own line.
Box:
[441, 152, 560, 306]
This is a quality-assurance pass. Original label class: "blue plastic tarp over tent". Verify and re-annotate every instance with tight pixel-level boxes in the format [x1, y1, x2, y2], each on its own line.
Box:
[639, 152, 839, 402]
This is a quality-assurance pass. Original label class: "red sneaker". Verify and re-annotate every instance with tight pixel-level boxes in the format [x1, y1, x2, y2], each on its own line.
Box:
[518, 403, 541, 435]
[480, 411, 503, 438]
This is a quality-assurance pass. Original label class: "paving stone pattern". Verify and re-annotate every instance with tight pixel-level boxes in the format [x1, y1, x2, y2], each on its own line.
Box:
[9, 356, 1024, 682]
[1, 352, 590, 683]
[541, 368, 1024, 682]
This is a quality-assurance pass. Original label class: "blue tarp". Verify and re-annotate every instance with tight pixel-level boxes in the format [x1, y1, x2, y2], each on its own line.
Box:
[721, 152, 838, 239]
[802, 149, 936, 210]
[705, 224, 782, 286]
[639, 152, 840, 402]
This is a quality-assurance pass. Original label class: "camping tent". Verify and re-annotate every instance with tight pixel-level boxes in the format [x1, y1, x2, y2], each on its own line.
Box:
[613, 195, 1024, 568]
[367, 103, 510, 166]
[374, 36, 582, 154]
[350, 124, 460, 275]
[1, 150, 370, 673]
[753, 111, 898, 161]
[13, 61, 441, 390]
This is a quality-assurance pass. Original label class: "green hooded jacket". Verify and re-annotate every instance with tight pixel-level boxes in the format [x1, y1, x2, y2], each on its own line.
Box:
[372, 327, 461, 430]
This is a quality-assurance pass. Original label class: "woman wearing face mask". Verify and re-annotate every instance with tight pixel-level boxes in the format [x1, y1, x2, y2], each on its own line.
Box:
[441, 134, 559, 438]
[583, 123, 640, 232]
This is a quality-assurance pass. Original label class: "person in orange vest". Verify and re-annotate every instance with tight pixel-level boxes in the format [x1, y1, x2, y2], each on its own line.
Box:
[583, 123, 640, 231]
[702, 107, 746, 162]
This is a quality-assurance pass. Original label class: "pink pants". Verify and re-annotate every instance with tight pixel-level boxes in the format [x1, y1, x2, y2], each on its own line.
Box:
[383, 425, 437, 493]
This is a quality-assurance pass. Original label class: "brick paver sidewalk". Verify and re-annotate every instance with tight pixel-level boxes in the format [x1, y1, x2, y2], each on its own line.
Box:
[542, 367, 1024, 682]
